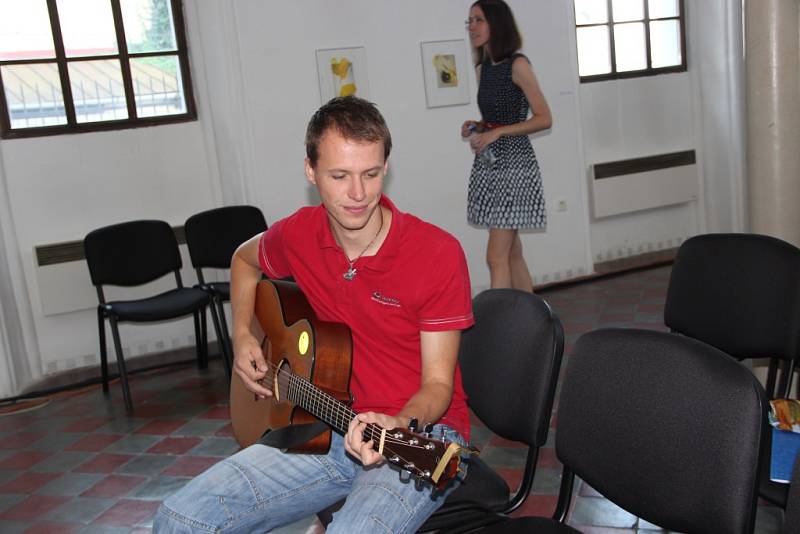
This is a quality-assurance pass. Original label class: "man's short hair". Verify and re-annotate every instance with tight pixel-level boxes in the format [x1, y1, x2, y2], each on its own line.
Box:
[305, 96, 392, 167]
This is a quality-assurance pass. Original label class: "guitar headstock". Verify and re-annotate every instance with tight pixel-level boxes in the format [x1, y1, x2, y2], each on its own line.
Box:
[376, 427, 479, 490]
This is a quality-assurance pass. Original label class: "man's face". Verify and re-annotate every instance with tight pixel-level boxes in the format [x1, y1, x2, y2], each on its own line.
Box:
[305, 129, 387, 235]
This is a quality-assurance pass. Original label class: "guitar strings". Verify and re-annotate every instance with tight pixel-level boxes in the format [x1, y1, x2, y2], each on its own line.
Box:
[255, 359, 440, 475]
[267, 360, 426, 448]
[270, 362, 431, 473]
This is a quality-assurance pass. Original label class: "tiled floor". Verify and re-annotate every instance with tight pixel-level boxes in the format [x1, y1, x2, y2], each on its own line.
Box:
[0, 265, 785, 533]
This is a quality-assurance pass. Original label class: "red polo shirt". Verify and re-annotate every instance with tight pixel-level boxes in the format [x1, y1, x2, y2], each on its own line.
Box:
[258, 195, 474, 439]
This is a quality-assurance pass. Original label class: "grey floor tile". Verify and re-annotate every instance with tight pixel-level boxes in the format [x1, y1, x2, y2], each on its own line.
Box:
[0, 520, 27, 533]
[28, 432, 85, 452]
[272, 514, 324, 534]
[570, 496, 638, 528]
[26, 417, 79, 433]
[478, 446, 529, 469]
[468, 425, 492, 449]
[159, 403, 209, 419]
[188, 436, 239, 456]
[128, 475, 190, 500]
[43, 496, 116, 523]
[637, 517, 669, 530]
[104, 434, 161, 454]
[116, 454, 176, 476]
[754, 505, 783, 534]
[31, 450, 95, 472]
[37, 471, 105, 496]
[77, 524, 133, 533]
[96, 418, 148, 435]
[0, 493, 25, 513]
[530, 467, 563, 495]
[0, 469, 22, 485]
[174, 419, 228, 437]
[634, 312, 663, 323]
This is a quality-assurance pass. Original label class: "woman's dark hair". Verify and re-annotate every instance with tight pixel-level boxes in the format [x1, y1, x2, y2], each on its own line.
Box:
[305, 96, 392, 167]
[471, 0, 522, 65]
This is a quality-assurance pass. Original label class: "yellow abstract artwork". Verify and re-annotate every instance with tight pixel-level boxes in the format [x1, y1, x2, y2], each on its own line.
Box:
[432, 54, 458, 88]
[331, 57, 357, 97]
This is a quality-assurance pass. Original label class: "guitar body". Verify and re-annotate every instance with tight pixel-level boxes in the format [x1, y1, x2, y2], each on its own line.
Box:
[230, 279, 353, 451]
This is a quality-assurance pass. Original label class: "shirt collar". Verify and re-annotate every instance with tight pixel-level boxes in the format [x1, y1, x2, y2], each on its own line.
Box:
[316, 194, 402, 273]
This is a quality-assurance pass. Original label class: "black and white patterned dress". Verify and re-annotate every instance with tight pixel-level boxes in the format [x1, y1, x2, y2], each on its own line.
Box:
[467, 53, 546, 230]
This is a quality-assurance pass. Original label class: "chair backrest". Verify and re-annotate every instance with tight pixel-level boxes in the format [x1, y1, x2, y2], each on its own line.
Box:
[460, 288, 564, 446]
[184, 205, 268, 270]
[557, 328, 767, 534]
[664, 233, 800, 361]
[84, 219, 182, 287]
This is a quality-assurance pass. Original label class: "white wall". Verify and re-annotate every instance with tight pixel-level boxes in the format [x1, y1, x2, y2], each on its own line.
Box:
[0, 122, 220, 389]
[583, 0, 745, 262]
[0, 0, 745, 398]
[193, 0, 592, 292]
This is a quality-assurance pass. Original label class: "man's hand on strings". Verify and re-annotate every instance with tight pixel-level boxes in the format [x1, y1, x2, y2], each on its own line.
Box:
[345, 412, 405, 466]
[233, 332, 272, 399]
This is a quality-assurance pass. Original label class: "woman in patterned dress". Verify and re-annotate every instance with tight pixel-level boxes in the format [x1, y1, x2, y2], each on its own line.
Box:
[462, 0, 552, 290]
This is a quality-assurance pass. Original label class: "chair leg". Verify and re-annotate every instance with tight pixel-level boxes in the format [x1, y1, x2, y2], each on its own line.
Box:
[193, 311, 207, 369]
[97, 308, 109, 393]
[553, 467, 576, 523]
[766, 357, 779, 399]
[201, 307, 209, 367]
[217, 299, 233, 363]
[208, 299, 232, 379]
[777, 359, 794, 398]
[108, 317, 133, 412]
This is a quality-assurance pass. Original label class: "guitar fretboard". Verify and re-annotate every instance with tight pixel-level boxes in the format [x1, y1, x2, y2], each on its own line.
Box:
[277, 366, 383, 444]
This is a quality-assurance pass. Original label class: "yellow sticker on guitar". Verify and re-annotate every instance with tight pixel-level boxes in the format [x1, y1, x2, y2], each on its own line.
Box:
[298, 331, 309, 355]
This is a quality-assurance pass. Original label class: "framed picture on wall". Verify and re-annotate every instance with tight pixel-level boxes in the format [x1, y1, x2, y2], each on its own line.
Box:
[315, 47, 370, 104]
[420, 39, 471, 108]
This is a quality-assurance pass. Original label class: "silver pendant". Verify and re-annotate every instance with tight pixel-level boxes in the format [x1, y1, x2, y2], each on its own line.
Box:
[343, 266, 357, 281]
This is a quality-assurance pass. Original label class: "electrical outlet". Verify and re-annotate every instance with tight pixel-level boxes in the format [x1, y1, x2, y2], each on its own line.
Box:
[556, 197, 567, 212]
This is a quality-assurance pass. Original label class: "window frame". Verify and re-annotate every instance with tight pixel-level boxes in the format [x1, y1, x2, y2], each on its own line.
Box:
[0, 0, 196, 139]
[575, 0, 687, 83]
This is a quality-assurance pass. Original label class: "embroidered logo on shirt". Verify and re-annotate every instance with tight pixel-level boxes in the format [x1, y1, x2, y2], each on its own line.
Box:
[371, 292, 402, 308]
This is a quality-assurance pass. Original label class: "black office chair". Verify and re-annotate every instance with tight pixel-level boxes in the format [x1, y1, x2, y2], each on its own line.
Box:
[468, 328, 768, 534]
[184, 205, 268, 376]
[785, 459, 800, 534]
[318, 288, 565, 532]
[664, 233, 800, 398]
[663, 232, 800, 509]
[84, 220, 221, 412]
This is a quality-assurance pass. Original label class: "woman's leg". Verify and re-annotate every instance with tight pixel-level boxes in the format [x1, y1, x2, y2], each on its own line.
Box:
[486, 228, 516, 289]
[509, 233, 534, 292]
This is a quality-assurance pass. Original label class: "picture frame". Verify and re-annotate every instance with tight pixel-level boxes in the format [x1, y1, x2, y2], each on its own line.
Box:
[420, 39, 471, 108]
[315, 47, 370, 104]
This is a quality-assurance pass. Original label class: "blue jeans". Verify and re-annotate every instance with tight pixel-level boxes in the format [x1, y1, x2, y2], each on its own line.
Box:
[154, 425, 467, 533]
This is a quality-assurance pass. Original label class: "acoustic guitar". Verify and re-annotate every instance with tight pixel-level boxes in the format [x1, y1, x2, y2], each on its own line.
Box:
[229, 279, 476, 490]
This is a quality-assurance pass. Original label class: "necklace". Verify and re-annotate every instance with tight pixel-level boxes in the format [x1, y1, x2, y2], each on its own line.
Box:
[343, 208, 384, 281]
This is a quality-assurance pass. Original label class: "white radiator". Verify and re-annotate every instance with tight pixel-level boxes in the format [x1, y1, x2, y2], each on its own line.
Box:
[590, 150, 698, 218]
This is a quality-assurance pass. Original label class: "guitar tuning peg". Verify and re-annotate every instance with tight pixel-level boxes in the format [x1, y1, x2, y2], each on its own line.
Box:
[422, 423, 434, 435]
[408, 417, 419, 432]
[399, 469, 412, 483]
[415, 477, 424, 490]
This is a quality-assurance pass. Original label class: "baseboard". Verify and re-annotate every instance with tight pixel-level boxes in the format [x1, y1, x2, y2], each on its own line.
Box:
[536, 248, 677, 293]
[20, 342, 223, 398]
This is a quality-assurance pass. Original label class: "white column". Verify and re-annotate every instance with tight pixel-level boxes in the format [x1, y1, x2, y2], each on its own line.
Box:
[0, 145, 40, 398]
[745, 0, 800, 246]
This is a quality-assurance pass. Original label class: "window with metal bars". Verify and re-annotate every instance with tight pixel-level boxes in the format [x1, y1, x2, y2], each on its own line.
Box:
[0, 0, 195, 138]
[574, 0, 686, 82]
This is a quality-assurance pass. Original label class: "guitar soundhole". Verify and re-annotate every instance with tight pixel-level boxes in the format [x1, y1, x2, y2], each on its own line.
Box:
[274, 359, 292, 403]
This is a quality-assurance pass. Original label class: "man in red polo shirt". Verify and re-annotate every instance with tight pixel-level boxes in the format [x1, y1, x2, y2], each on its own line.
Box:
[154, 97, 474, 534]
